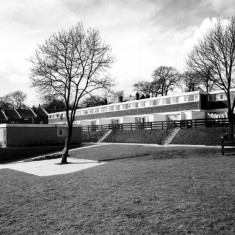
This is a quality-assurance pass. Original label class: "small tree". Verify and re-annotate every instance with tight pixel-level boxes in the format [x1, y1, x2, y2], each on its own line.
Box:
[152, 66, 180, 96]
[30, 23, 114, 163]
[187, 15, 235, 137]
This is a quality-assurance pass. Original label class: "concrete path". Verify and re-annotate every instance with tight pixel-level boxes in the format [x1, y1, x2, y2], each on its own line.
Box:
[0, 158, 105, 176]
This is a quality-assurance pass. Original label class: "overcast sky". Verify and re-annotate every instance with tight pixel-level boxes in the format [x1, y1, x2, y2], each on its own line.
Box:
[0, 0, 234, 105]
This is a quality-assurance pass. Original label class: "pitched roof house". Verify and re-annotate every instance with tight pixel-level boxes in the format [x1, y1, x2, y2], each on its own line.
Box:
[0, 106, 48, 124]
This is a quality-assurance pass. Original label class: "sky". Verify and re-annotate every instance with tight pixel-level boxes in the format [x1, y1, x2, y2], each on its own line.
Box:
[0, 0, 234, 105]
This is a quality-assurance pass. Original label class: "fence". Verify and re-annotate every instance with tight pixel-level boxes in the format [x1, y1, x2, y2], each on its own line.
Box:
[81, 118, 229, 132]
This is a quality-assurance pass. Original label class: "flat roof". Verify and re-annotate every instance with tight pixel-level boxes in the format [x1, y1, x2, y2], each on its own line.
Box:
[0, 124, 81, 128]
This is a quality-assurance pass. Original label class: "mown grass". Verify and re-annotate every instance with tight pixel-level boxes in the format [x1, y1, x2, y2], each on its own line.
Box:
[1, 144, 235, 234]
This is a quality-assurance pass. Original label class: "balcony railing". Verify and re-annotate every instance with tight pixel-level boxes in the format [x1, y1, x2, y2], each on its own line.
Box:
[81, 118, 229, 132]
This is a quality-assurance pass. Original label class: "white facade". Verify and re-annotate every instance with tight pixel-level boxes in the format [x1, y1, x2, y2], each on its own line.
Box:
[49, 89, 232, 126]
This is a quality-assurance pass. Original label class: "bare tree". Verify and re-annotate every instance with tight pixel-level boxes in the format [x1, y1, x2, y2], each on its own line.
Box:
[187, 15, 235, 137]
[0, 90, 27, 109]
[11, 91, 27, 108]
[133, 80, 160, 97]
[30, 23, 114, 163]
[80, 95, 106, 107]
[181, 70, 215, 92]
[152, 66, 180, 96]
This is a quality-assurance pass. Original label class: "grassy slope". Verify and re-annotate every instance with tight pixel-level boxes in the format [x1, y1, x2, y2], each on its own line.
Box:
[1, 145, 235, 234]
[171, 127, 228, 145]
[81, 131, 104, 142]
[104, 129, 168, 144]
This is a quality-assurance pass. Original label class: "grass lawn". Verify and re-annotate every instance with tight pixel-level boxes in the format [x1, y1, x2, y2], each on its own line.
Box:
[1, 144, 235, 234]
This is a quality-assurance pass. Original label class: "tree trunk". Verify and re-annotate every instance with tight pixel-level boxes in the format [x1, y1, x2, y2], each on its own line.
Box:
[228, 110, 234, 139]
[61, 125, 73, 164]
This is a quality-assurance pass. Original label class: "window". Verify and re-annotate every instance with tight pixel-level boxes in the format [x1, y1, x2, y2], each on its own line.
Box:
[134, 103, 138, 108]
[209, 94, 215, 101]
[111, 119, 119, 125]
[161, 99, 166, 105]
[95, 108, 99, 113]
[115, 105, 120, 111]
[166, 98, 171, 104]
[90, 109, 93, 114]
[184, 95, 194, 102]
[140, 102, 145, 108]
[83, 110, 88, 115]
[109, 106, 114, 111]
[57, 128, 67, 137]
[194, 94, 199, 101]
[57, 129, 63, 136]
[153, 100, 160, 106]
[102, 107, 107, 112]
[171, 97, 178, 104]
[188, 95, 194, 101]
[219, 94, 225, 100]
[122, 104, 128, 109]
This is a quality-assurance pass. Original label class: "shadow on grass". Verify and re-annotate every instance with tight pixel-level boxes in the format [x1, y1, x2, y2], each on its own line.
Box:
[54, 161, 100, 165]
[98, 153, 151, 162]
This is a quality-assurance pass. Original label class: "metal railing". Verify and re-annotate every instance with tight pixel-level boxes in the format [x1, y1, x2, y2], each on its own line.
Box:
[81, 118, 229, 132]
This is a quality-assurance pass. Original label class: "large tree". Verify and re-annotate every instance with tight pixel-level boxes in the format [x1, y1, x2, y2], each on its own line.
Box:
[133, 80, 160, 97]
[181, 70, 215, 92]
[0, 90, 27, 109]
[80, 95, 106, 107]
[41, 94, 67, 113]
[30, 23, 114, 163]
[187, 15, 235, 137]
[152, 66, 180, 96]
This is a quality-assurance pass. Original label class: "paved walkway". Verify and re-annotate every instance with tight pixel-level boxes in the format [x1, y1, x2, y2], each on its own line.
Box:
[0, 158, 105, 176]
[0, 144, 105, 177]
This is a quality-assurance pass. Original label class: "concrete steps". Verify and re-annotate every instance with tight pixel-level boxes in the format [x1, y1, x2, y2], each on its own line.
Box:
[98, 129, 113, 142]
[162, 128, 181, 145]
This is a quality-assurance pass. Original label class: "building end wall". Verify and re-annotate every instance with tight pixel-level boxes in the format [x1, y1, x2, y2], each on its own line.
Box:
[4, 125, 81, 147]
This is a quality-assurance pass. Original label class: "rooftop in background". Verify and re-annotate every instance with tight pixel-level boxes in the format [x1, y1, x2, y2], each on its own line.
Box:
[0, 106, 49, 124]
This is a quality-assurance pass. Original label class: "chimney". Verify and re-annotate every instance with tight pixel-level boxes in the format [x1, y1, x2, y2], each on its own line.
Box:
[118, 95, 123, 102]
[104, 98, 108, 105]
[136, 92, 139, 100]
